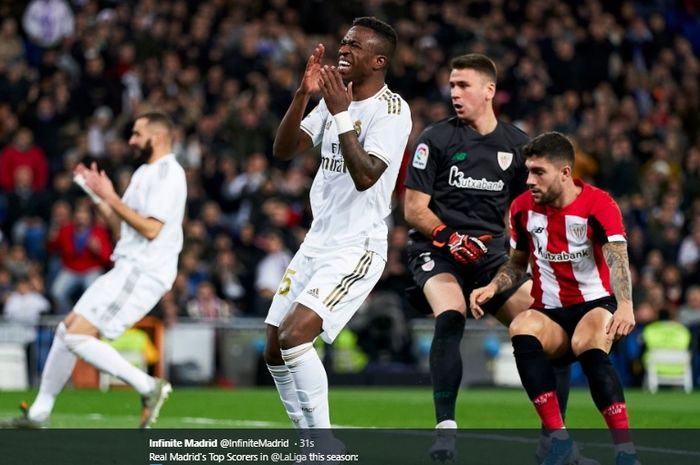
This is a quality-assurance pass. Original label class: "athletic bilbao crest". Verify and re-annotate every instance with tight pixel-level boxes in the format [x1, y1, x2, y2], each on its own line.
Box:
[420, 252, 434, 271]
[568, 222, 588, 242]
[497, 151, 513, 170]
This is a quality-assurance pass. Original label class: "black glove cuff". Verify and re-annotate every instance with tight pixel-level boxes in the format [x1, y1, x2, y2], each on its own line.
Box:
[431, 224, 456, 247]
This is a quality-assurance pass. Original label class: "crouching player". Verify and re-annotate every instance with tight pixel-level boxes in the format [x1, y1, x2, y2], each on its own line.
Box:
[471, 132, 641, 465]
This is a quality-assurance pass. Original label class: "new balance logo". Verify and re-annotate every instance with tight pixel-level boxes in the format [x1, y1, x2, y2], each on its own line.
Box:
[306, 288, 320, 298]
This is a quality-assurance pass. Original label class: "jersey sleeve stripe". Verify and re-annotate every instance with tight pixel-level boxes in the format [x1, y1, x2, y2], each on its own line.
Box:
[377, 90, 402, 114]
[300, 124, 314, 139]
[367, 150, 391, 166]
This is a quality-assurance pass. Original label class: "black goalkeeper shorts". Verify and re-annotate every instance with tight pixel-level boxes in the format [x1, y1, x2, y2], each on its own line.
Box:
[407, 241, 529, 316]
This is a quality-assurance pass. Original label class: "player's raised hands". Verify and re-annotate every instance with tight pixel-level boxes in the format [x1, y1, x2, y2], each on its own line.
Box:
[319, 65, 352, 115]
[80, 162, 117, 202]
[299, 43, 325, 95]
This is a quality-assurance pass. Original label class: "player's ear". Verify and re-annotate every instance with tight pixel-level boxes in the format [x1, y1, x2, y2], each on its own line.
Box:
[561, 164, 572, 179]
[485, 80, 496, 99]
[373, 54, 387, 71]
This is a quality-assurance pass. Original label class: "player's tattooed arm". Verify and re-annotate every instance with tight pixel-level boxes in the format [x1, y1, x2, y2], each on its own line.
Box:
[603, 240, 635, 340]
[492, 249, 530, 294]
[470, 248, 529, 319]
[603, 241, 633, 303]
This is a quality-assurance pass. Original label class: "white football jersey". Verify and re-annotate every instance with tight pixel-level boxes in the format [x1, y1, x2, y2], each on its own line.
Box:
[299, 85, 412, 260]
[111, 154, 186, 287]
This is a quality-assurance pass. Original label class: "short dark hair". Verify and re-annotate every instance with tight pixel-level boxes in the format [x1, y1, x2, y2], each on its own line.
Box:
[450, 53, 497, 82]
[352, 16, 397, 61]
[136, 111, 174, 133]
[523, 131, 575, 167]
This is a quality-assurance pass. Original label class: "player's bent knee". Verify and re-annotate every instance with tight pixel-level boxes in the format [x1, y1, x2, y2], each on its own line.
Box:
[508, 310, 545, 337]
[570, 334, 609, 357]
[278, 306, 323, 349]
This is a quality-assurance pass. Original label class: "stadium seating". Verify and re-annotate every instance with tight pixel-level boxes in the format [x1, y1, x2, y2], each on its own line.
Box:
[643, 321, 693, 393]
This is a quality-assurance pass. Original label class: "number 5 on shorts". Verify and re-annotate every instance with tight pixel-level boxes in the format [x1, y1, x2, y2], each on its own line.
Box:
[277, 269, 296, 296]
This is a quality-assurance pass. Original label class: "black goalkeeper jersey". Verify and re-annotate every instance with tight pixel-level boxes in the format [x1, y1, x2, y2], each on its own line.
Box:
[405, 117, 529, 242]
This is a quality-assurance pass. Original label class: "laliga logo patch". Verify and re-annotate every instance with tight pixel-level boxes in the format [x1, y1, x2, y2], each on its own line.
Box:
[413, 143, 429, 169]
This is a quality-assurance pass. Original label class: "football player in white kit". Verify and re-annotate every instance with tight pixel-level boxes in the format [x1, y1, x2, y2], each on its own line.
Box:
[2, 112, 186, 429]
[263, 16, 412, 430]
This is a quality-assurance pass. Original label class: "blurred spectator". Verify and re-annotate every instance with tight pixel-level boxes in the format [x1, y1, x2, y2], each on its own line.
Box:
[222, 152, 269, 233]
[0, 18, 24, 68]
[179, 250, 210, 300]
[0, 128, 49, 193]
[211, 249, 247, 309]
[0, 267, 13, 307]
[86, 106, 117, 158]
[47, 202, 112, 314]
[253, 229, 291, 315]
[2, 274, 50, 328]
[678, 221, 700, 276]
[157, 290, 184, 328]
[3, 165, 51, 252]
[187, 281, 232, 320]
[679, 285, 700, 327]
[28, 96, 68, 173]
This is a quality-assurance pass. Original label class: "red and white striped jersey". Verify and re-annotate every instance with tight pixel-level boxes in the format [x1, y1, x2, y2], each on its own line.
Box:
[510, 180, 626, 310]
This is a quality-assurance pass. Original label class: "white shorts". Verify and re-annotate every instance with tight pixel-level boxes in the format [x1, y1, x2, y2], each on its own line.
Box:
[74, 261, 167, 340]
[264, 246, 386, 343]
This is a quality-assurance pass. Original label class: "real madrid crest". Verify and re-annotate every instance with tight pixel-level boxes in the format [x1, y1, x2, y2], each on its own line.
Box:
[353, 120, 362, 136]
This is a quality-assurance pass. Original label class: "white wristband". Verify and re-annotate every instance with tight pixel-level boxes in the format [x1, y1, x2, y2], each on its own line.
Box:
[334, 111, 354, 135]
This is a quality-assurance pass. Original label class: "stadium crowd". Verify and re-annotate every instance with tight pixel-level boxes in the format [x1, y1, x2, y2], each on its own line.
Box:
[0, 0, 699, 387]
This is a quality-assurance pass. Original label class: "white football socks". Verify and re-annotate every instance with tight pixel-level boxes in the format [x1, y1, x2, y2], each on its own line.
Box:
[267, 363, 309, 428]
[64, 333, 155, 395]
[280, 342, 330, 428]
[29, 323, 76, 422]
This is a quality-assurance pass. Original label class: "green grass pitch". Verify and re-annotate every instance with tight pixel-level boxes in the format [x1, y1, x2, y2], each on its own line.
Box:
[0, 386, 698, 429]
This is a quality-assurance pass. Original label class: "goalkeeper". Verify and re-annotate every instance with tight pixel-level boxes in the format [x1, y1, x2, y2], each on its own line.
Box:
[404, 53, 593, 465]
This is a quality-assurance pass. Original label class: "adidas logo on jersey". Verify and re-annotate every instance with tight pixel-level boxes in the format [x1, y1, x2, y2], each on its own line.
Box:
[306, 288, 320, 298]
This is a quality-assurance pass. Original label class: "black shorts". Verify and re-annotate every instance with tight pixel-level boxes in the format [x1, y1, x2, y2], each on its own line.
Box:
[407, 240, 530, 316]
[536, 296, 618, 365]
